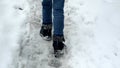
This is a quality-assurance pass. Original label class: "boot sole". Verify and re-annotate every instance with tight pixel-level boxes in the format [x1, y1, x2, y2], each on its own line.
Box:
[40, 33, 52, 41]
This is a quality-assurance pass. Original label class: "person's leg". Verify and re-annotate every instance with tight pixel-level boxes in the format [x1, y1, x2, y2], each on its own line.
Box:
[53, 0, 65, 57]
[42, 0, 52, 24]
[40, 0, 52, 41]
[53, 0, 65, 36]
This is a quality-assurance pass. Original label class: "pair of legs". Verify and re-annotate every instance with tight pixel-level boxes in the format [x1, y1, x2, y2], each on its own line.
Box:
[40, 0, 65, 57]
[42, 0, 64, 36]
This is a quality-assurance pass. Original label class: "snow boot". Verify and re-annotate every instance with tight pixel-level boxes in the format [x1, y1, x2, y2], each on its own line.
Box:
[40, 24, 52, 41]
[53, 35, 66, 58]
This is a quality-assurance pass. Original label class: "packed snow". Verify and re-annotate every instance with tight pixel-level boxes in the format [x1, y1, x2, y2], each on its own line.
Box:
[0, 0, 120, 68]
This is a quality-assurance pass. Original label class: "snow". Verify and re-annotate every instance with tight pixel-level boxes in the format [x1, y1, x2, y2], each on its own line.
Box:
[68, 0, 120, 68]
[0, 0, 29, 68]
[0, 0, 120, 68]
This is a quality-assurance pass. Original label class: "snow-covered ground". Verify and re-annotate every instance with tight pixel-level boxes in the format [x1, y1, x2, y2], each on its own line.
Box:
[0, 0, 120, 68]
[0, 0, 29, 68]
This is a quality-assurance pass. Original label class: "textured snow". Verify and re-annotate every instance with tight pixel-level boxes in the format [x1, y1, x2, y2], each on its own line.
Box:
[0, 0, 120, 68]
[0, 0, 29, 68]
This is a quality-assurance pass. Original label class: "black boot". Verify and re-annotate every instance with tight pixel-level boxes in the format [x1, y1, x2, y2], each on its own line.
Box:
[40, 24, 52, 41]
[53, 35, 66, 58]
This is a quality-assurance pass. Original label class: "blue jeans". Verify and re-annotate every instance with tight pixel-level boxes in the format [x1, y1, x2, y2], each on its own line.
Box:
[42, 0, 65, 36]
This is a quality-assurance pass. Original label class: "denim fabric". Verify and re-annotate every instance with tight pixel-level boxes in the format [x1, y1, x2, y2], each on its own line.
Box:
[42, 0, 52, 24]
[42, 0, 65, 36]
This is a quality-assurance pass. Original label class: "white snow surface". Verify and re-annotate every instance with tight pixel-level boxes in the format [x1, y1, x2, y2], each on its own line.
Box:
[0, 0, 29, 68]
[0, 0, 120, 68]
